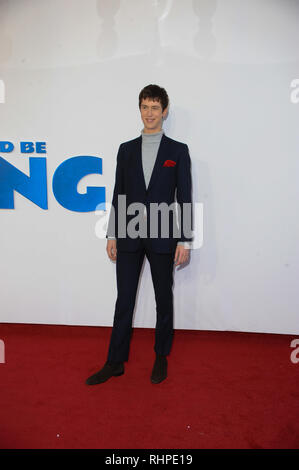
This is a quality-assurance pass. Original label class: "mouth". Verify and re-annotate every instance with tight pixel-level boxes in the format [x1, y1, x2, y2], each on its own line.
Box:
[146, 119, 155, 123]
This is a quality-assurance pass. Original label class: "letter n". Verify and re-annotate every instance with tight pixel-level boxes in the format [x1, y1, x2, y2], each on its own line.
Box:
[0, 157, 48, 209]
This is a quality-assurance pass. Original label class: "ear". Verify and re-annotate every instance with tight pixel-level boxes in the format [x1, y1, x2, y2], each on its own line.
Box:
[162, 105, 169, 119]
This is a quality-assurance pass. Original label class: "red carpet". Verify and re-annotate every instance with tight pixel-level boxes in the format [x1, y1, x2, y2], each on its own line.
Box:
[0, 323, 298, 449]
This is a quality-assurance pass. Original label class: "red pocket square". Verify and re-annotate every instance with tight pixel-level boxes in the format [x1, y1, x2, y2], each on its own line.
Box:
[163, 159, 176, 167]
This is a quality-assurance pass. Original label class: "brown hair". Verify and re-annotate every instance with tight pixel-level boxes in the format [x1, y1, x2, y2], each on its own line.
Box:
[139, 84, 169, 112]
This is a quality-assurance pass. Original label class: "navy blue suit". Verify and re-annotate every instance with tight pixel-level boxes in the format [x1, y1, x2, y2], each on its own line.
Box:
[106, 133, 193, 362]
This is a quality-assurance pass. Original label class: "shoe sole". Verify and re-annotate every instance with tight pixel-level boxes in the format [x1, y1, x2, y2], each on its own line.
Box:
[151, 375, 167, 384]
[86, 370, 124, 385]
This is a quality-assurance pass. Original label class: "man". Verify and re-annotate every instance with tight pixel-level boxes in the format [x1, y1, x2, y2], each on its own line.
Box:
[86, 84, 193, 385]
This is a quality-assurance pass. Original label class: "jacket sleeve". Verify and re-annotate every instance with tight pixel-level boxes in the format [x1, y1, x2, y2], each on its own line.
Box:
[176, 144, 194, 243]
[106, 144, 124, 239]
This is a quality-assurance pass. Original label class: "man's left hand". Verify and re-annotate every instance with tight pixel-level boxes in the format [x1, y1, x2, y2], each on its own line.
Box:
[174, 245, 190, 266]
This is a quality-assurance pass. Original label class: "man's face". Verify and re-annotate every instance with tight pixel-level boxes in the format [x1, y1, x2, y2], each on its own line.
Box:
[140, 98, 168, 133]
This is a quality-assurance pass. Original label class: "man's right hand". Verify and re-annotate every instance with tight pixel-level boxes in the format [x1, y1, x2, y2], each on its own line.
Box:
[107, 239, 117, 261]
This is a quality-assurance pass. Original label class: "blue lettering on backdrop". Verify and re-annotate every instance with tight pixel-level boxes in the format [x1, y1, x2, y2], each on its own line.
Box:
[20, 142, 47, 153]
[52, 156, 105, 212]
[0, 141, 14, 152]
[0, 141, 106, 211]
[0, 157, 48, 209]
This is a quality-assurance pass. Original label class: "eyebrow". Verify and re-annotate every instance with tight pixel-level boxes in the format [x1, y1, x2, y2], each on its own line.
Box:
[141, 104, 161, 108]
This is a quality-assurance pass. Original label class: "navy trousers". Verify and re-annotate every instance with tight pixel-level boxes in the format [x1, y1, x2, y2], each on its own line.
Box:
[107, 238, 175, 362]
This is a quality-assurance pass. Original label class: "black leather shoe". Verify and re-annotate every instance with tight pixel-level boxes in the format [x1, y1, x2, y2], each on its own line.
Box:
[151, 355, 167, 384]
[86, 361, 124, 385]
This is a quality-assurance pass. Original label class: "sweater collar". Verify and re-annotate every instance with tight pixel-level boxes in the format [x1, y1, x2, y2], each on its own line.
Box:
[141, 128, 164, 142]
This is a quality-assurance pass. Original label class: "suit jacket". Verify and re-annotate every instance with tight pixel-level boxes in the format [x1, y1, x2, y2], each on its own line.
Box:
[106, 132, 193, 253]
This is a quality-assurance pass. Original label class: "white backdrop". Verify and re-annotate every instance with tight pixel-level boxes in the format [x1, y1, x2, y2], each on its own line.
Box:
[0, 0, 298, 334]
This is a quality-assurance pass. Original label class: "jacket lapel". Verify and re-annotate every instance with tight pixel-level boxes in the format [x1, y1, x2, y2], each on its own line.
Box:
[135, 133, 168, 194]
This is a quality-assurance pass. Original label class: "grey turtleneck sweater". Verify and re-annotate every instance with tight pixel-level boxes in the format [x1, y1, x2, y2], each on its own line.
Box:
[108, 128, 191, 248]
[141, 128, 164, 189]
